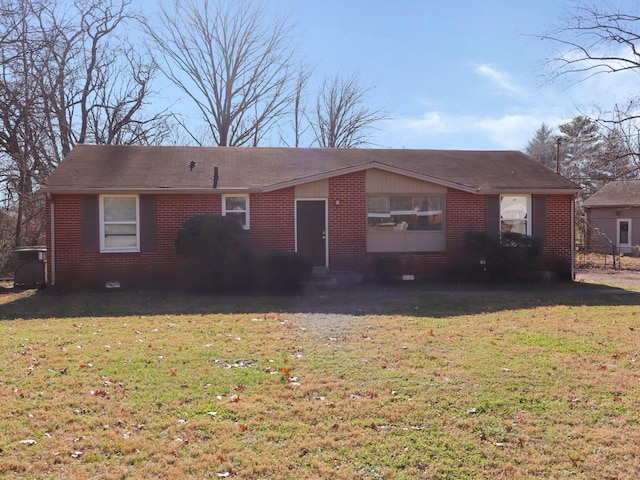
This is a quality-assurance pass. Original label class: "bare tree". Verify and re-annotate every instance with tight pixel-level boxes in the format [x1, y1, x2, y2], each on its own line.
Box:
[525, 115, 640, 200]
[598, 120, 640, 180]
[595, 101, 640, 176]
[144, 0, 298, 147]
[543, 3, 640, 81]
[541, 3, 640, 174]
[82, 49, 173, 146]
[310, 73, 386, 148]
[282, 63, 312, 148]
[0, 0, 171, 250]
[0, 0, 46, 247]
[33, 0, 172, 158]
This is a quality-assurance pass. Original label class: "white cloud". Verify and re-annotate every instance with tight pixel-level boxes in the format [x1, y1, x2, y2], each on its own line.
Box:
[379, 110, 565, 150]
[475, 64, 528, 99]
[474, 114, 547, 149]
[546, 43, 640, 113]
[404, 112, 456, 133]
[375, 47, 640, 151]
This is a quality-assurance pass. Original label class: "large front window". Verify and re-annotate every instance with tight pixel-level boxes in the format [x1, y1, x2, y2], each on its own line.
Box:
[223, 195, 249, 229]
[500, 195, 530, 235]
[100, 195, 139, 252]
[368, 195, 444, 231]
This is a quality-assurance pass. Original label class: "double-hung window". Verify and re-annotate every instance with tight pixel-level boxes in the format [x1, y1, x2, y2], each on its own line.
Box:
[100, 195, 139, 252]
[222, 195, 250, 229]
[500, 195, 530, 235]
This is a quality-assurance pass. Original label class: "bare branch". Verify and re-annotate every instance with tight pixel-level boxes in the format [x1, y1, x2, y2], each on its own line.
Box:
[0, 0, 170, 247]
[310, 73, 387, 149]
[144, 0, 298, 146]
[535, 2, 640, 196]
[541, 3, 640, 81]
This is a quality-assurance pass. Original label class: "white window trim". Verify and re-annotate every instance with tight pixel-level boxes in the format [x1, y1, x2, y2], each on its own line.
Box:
[500, 194, 531, 236]
[99, 194, 140, 253]
[222, 194, 250, 230]
[617, 218, 632, 248]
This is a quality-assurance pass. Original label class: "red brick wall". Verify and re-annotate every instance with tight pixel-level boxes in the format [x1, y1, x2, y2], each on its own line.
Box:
[248, 189, 295, 251]
[327, 172, 367, 271]
[326, 183, 489, 279]
[541, 194, 574, 278]
[445, 188, 486, 252]
[47, 190, 296, 289]
[46, 185, 576, 289]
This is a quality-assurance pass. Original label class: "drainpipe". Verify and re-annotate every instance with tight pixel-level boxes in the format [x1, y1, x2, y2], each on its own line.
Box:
[49, 194, 56, 286]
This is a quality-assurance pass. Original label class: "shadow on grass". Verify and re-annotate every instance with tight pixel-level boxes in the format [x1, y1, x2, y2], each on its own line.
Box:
[1, 279, 639, 321]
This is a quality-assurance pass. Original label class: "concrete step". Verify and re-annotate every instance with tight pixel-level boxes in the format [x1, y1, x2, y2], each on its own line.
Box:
[306, 268, 362, 290]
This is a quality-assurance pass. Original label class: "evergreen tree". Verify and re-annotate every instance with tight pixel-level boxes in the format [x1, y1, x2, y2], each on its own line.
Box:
[525, 123, 557, 170]
[558, 116, 603, 194]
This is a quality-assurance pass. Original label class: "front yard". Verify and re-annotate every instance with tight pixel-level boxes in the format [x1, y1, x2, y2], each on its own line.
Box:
[1, 282, 639, 479]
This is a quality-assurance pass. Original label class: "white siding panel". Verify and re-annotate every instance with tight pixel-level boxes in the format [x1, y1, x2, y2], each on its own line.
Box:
[366, 169, 446, 194]
[367, 231, 446, 252]
[405, 231, 446, 251]
[295, 179, 329, 198]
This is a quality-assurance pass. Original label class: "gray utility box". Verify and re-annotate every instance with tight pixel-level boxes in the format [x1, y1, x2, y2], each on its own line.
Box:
[13, 246, 47, 287]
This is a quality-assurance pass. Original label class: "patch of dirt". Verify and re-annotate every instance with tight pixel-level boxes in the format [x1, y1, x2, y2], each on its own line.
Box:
[575, 268, 640, 290]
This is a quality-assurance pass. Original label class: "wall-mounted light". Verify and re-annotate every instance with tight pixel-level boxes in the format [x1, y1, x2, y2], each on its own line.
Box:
[335, 199, 341, 206]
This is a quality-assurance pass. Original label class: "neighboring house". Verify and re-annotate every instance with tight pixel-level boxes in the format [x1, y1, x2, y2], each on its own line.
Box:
[583, 180, 640, 255]
[41, 145, 581, 289]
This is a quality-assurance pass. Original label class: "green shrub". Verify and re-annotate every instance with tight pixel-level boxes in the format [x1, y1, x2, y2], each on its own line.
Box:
[252, 250, 313, 293]
[175, 214, 252, 291]
[175, 215, 312, 294]
[460, 231, 543, 281]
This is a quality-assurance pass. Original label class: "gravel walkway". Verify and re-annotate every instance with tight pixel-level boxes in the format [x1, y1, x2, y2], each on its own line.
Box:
[285, 269, 640, 333]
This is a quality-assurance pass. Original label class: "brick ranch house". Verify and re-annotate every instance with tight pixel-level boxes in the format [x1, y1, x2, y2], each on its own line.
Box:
[41, 145, 581, 289]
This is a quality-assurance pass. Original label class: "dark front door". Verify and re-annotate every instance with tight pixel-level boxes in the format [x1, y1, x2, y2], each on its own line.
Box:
[296, 200, 326, 267]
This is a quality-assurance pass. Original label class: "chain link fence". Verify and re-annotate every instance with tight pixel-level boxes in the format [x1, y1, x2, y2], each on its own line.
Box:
[575, 217, 640, 271]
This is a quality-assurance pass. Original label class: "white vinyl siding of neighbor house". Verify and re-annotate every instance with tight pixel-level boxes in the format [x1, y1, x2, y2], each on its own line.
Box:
[365, 169, 446, 252]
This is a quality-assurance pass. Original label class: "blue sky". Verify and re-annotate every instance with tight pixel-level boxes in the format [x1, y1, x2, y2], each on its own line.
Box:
[268, 0, 637, 150]
[141, 0, 638, 151]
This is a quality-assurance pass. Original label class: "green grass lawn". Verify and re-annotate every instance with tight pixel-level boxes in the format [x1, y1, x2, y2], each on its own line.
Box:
[1, 284, 640, 479]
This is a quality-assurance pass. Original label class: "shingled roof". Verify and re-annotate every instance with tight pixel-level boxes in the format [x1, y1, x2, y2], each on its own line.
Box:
[583, 180, 640, 208]
[42, 144, 581, 195]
